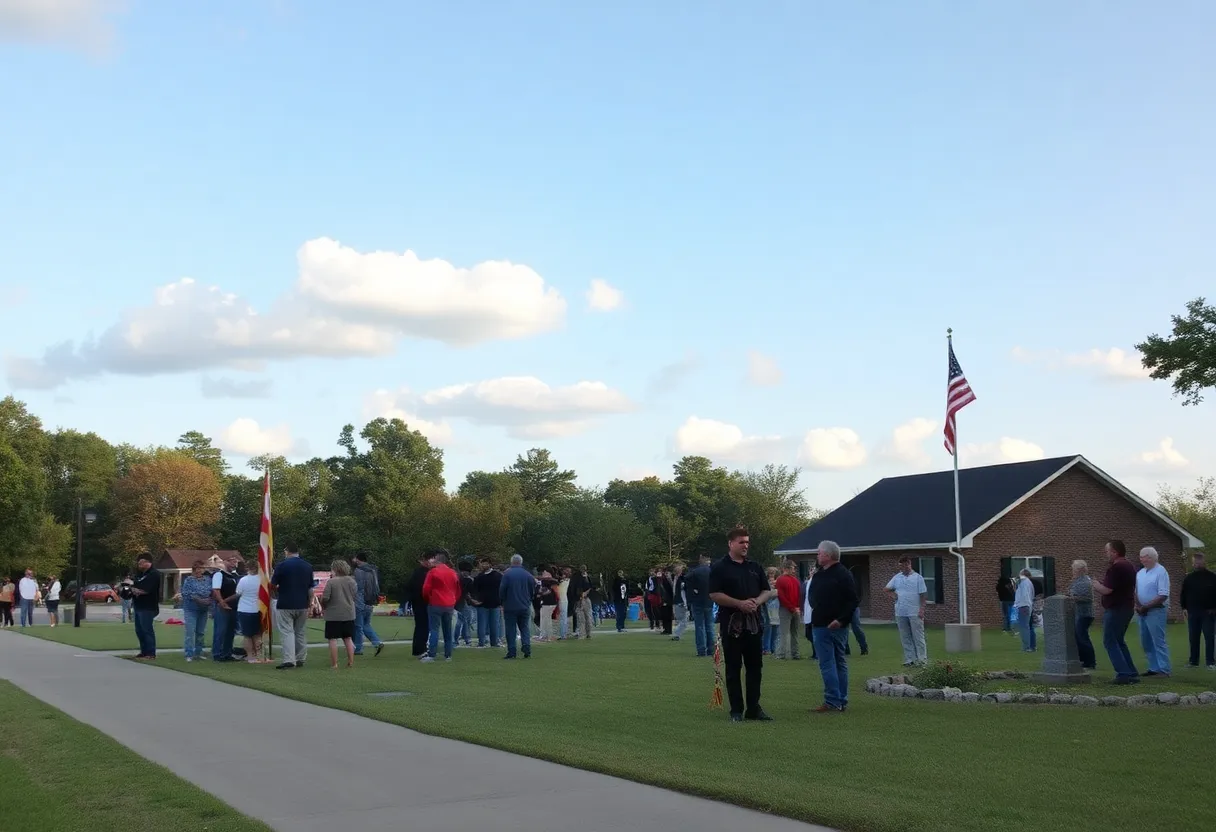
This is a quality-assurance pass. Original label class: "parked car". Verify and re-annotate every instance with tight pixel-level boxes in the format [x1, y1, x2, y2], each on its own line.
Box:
[64, 583, 120, 603]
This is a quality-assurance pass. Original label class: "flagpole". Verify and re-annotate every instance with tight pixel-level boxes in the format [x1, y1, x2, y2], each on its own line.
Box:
[948, 328, 967, 625]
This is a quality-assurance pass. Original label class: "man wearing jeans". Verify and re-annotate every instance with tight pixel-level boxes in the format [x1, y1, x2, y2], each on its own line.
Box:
[1093, 538, 1140, 685]
[352, 551, 384, 657]
[421, 550, 459, 662]
[687, 554, 716, 657]
[270, 542, 313, 670]
[210, 557, 240, 662]
[130, 555, 161, 659]
[885, 556, 928, 666]
[472, 559, 502, 647]
[1014, 568, 1037, 652]
[1134, 546, 1171, 677]
[17, 570, 38, 628]
[809, 540, 858, 713]
[499, 554, 534, 659]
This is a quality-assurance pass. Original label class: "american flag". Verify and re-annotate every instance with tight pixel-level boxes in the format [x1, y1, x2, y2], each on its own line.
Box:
[944, 342, 976, 455]
[257, 469, 274, 644]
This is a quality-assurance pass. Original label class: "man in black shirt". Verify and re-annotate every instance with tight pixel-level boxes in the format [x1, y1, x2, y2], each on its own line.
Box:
[130, 554, 161, 660]
[1181, 552, 1216, 669]
[708, 525, 774, 722]
[471, 559, 502, 648]
[808, 540, 859, 713]
[612, 570, 630, 632]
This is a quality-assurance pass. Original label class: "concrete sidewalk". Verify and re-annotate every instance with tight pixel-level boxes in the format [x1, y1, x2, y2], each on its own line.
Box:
[2, 632, 832, 832]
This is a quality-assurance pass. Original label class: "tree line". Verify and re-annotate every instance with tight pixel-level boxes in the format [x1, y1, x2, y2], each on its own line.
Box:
[0, 396, 824, 596]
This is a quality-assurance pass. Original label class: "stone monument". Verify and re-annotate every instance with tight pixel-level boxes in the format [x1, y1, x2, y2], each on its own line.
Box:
[1030, 595, 1091, 685]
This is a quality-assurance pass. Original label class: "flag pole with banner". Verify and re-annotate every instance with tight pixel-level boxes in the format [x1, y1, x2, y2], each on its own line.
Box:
[257, 468, 274, 661]
[944, 329, 976, 624]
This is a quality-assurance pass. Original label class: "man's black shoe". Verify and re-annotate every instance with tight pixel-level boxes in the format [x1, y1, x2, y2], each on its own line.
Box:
[275, 662, 295, 670]
[730, 712, 743, 723]
[375, 643, 384, 657]
[745, 709, 774, 721]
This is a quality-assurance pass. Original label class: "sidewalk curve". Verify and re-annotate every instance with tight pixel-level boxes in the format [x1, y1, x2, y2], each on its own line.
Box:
[2, 632, 834, 832]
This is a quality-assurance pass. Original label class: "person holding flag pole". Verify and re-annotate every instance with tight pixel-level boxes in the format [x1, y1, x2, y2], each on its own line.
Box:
[257, 468, 274, 662]
[944, 328, 977, 625]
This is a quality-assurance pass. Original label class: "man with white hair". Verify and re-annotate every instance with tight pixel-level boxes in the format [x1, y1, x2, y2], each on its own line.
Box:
[499, 554, 535, 660]
[808, 540, 859, 713]
[1134, 546, 1171, 676]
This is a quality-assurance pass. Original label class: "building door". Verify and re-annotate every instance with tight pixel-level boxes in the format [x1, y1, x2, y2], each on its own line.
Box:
[841, 555, 870, 617]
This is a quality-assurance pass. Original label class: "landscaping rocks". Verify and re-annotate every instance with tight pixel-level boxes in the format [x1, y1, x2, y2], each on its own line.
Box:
[862, 674, 1216, 710]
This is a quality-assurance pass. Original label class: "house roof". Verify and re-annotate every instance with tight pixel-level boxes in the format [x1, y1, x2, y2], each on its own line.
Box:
[156, 550, 241, 570]
[775, 455, 1204, 554]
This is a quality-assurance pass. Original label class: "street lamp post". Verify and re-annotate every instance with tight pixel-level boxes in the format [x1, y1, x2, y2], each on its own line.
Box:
[74, 499, 98, 628]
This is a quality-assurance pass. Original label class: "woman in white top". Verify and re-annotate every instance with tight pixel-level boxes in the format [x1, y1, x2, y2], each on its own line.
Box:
[230, 561, 269, 664]
[45, 578, 62, 627]
[803, 567, 817, 659]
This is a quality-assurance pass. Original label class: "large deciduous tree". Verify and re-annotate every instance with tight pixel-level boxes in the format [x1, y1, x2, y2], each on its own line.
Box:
[108, 451, 223, 556]
[1136, 297, 1216, 405]
[177, 430, 228, 478]
[1158, 477, 1215, 556]
[0, 397, 72, 577]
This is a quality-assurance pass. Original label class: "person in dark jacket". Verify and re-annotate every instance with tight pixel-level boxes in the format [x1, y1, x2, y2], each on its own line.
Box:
[406, 552, 435, 658]
[687, 554, 715, 656]
[656, 568, 674, 635]
[499, 554, 536, 659]
[808, 540, 859, 713]
[352, 552, 384, 657]
[130, 554, 162, 660]
[1181, 551, 1216, 669]
[471, 559, 502, 647]
[455, 561, 475, 646]
[997, 575, 1016, 633]
[612, 570, 630, 632]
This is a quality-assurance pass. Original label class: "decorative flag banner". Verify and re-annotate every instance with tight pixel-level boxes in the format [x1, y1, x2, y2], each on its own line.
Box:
[257, 469, 273, 644]
[944, 340, 976, 455]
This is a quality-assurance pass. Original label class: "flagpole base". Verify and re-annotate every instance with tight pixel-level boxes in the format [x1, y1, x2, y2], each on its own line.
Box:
[944, 623, 981, 653]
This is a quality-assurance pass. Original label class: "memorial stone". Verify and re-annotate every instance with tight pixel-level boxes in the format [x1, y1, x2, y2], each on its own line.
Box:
[1030, 594, 1092, 685]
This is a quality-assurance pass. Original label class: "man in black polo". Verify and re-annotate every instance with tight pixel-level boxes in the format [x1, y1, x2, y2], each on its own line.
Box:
[708, 525, 774, 722]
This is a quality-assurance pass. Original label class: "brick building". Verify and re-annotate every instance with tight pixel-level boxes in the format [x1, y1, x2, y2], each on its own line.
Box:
[774, 456, 1204, 629]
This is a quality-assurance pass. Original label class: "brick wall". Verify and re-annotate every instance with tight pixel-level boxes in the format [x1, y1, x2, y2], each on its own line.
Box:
[791, 466, 1188, 629]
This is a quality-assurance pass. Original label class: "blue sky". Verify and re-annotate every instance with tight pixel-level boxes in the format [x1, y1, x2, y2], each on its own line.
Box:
[1, 1, 1212, 511]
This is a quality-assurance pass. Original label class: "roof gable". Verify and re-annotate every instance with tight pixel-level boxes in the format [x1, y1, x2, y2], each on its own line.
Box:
[157, 549, 241, 570]
[776, 456, 1078, 553]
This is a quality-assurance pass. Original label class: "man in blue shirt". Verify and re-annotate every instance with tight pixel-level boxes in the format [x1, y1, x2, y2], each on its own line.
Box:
[270, 542, 314, 669]
[499, 554, 536, 659]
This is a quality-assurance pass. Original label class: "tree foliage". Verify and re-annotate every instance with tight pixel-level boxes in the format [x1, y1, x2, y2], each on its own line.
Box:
[108, 451, 223, 555]
[1158, 477, 1216, 556]
[1136, 297, 1216, 405]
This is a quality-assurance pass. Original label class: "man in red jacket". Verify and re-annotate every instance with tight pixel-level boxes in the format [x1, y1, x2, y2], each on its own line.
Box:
[774, 560, 803, 660]
[421, 549, 461, 662]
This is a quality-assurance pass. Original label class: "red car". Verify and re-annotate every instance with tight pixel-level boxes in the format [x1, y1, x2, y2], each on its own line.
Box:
[71, 583, 120, 603]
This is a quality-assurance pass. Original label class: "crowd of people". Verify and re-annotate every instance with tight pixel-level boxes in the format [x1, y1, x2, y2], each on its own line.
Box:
[0, 569, 63, 628]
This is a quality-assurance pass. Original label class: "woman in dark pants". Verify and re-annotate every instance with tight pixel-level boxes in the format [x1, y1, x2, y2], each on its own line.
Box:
[1068, 560, 1097, 669]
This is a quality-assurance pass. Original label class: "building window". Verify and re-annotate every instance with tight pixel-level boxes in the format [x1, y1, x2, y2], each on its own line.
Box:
[1010, 557, 1044, 578]
[916, 557, 940, 604]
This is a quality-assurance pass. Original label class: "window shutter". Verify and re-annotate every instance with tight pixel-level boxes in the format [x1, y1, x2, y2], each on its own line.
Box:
[1043, 557, 1056, 597]
[933, 556, 944, 604]
[1000, 558, 1012, 582]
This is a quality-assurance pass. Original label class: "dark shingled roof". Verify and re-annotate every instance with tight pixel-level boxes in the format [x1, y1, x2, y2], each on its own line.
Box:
[776, 456, 1079, 552]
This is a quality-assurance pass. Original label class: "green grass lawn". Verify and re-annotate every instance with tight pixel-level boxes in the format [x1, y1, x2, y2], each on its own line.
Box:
[0, 680, 269, 832]
[144, 622, 1214, 832]
[12, 611, 652, 651]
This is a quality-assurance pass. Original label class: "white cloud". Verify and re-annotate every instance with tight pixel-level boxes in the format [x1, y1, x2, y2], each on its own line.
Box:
[745, 350, 783, 387]
[420, 376, 633, 439]
[1136, 437, 1188, 471]
[1011, 346, 1150, 380]
[200, 376, 273, 399]
[5, 277, 395, 389]
[586, 278, 623, 311]
[217, 418, 297, 457]
[6, 238, 573, 389]
[960, 437, 1045, 466]
[673, 416, 787, 464]
[798, 428, 867, 470]
[879, 418, 937, 466]
[296, 237, 565, 345]
[0, 0, 125, 54]
[363, 388, 453, 444]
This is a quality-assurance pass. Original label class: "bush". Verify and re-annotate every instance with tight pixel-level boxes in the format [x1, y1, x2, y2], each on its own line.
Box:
[912, 660, 983, 692]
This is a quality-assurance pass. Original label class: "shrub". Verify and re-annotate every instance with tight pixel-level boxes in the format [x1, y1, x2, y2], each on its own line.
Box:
[912, 660, 983, 692]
